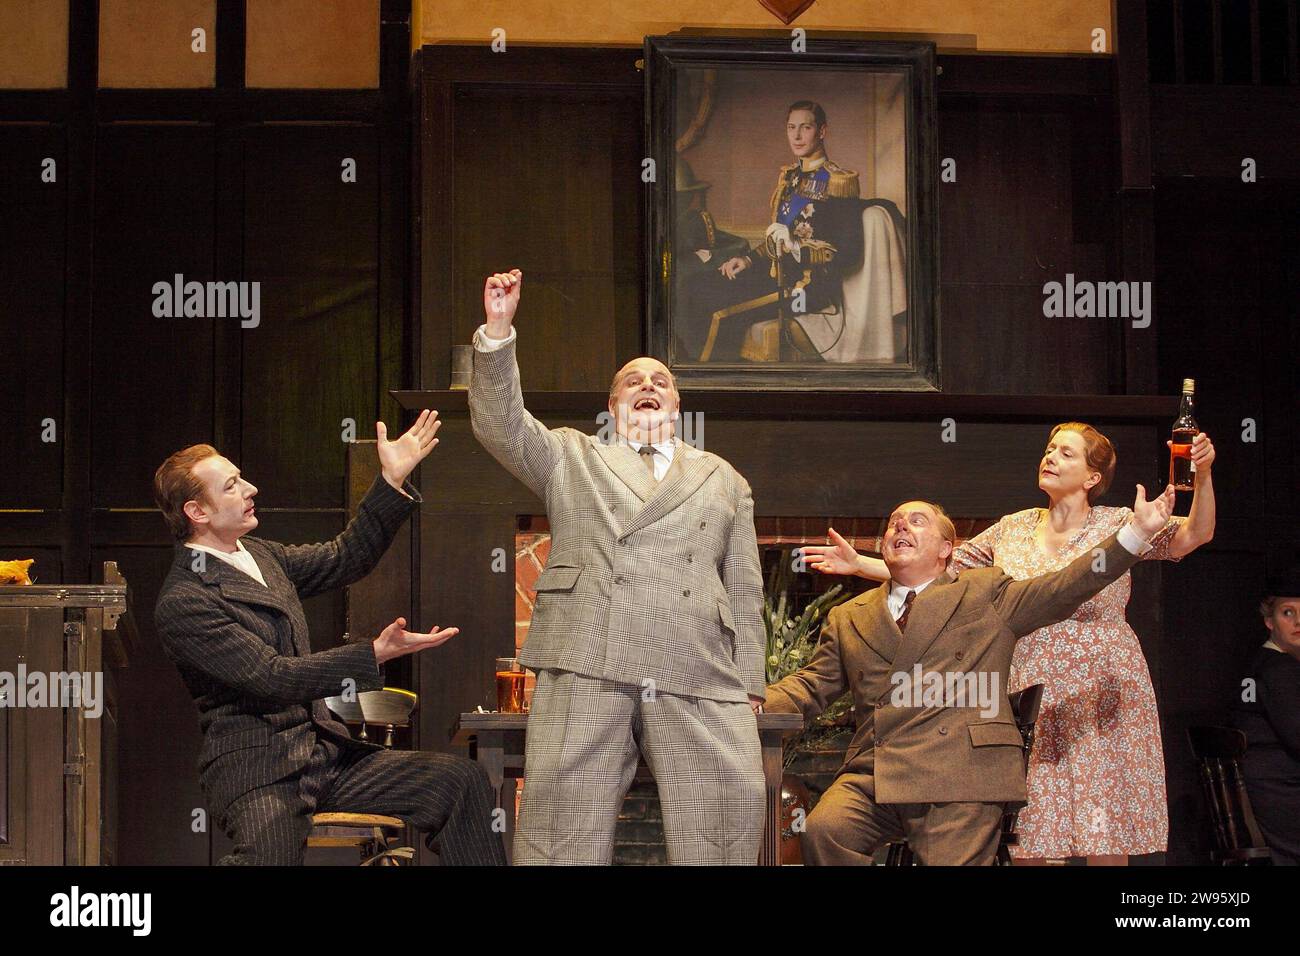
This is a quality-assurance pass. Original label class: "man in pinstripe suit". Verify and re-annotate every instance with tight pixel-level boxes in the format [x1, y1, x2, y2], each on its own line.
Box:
[470, 269, 766, 865]
[152, 413, 506, 865]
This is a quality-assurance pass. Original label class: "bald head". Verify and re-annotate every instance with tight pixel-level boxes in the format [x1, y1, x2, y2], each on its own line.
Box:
[608, 357, 680, 445]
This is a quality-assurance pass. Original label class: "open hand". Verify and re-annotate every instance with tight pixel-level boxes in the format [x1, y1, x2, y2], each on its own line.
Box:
[1131, 483, 1176, 537]
[376, 409, 440, 490]
[372, 616, 459, 665]
[800, 527, 861, 576]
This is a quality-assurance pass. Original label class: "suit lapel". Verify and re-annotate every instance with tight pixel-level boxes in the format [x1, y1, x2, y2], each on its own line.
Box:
[242, 541, 311, 657]
[847, 582, 901, 663]
[620, 442, 719, 539]
[887, 571, 965, 678]
[593, 439, 658, 503]
[179, 542, 305, 654]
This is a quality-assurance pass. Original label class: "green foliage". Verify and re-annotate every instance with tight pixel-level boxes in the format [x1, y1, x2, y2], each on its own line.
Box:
[761, 552, 855, 768]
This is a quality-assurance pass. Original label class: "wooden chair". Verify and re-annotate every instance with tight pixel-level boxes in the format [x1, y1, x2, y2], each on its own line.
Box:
[307, 813, 413, 866]
[995, 683, 1044, 865]
[1186, 725, 1273, 865]
[885, 684, 1043, 866]
[307, 688, 420, 865]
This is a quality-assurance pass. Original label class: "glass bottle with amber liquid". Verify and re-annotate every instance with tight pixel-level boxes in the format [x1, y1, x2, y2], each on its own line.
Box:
[1169, 378, 1198, 491]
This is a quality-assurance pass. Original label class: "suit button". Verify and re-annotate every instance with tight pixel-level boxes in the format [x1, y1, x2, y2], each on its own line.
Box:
[939, 726, 948, 735]
[615, 576, 626, 585]
[874, 701, 883, 710]
[955, 650, 964, 662]
[683, 589, 691, 597]
[700, 521, 706, 529]
[857, 670, 864, 681]
[686, 554, 693, 563]
[619, 539, 627, 546]
[610, 505, 616, 512]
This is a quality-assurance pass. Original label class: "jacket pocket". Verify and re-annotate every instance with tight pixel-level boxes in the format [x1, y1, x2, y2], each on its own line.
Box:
[717, 598, 735, 634]
[534, 566, 582, 593]
[967, 721, 1024, 748]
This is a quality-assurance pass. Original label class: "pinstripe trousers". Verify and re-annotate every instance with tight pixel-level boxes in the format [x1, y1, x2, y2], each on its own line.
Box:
[217, 737, 508, 865]
[514, 669, 765, 865]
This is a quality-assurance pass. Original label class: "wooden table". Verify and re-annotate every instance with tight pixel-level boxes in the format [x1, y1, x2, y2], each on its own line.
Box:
[451, 710, 804, 865]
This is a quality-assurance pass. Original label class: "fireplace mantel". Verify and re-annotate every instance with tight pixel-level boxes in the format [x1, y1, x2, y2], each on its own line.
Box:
[394, 390, 1179, 423]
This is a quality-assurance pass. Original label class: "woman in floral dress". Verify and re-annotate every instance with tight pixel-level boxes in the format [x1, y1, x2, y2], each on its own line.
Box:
[802, 422, 1217, 864]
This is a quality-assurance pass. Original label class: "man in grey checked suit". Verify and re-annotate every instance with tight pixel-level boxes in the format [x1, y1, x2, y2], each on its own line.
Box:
[153, 412, 506, 865]
[469, 268, 766, 864]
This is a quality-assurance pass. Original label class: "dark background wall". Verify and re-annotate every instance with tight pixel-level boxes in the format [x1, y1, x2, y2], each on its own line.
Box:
[1, 2, 1296, 864]
[0, 0, 413, 864]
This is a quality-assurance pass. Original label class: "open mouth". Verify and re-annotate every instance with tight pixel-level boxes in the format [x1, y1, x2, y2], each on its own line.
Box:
[891, 538, 914, 552]
[633, 397, 661, 412]
[245, 504, 255, 516]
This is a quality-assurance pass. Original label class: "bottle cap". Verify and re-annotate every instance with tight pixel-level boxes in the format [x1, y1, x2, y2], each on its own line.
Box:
[1182, 378, 1195, 394]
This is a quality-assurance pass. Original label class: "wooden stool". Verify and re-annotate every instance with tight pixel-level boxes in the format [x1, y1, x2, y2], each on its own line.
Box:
[315, 688, 422, 865]
[307, 812, 413, 866]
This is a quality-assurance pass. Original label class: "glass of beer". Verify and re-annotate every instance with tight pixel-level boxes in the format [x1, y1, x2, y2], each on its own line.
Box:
[496, 657, 527, 713]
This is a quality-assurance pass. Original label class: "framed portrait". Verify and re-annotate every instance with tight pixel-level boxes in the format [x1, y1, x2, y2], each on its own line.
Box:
[644, 35, 939, 390]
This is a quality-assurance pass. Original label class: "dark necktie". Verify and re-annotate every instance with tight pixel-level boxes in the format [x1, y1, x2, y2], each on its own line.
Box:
[637, 444, 658, 481]
[896, 590, 916, 632]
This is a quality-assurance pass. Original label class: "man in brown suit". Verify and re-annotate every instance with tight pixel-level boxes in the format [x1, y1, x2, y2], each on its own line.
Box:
[765, 487, 1176, 865]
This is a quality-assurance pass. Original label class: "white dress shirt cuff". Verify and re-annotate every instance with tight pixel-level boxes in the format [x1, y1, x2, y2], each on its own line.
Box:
[473, 324, 516, 352]
[1117, 522, 1153, 556]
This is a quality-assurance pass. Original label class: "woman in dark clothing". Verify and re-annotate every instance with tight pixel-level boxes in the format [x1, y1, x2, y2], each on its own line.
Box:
[1230, 568, 1300, 865]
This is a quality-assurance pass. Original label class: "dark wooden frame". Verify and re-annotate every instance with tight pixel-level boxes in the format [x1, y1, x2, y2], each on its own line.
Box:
[644, 34, 939, 391]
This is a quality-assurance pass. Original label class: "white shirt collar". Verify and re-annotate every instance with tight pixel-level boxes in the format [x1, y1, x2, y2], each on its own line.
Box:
[183, 538, 267, 587]
[890, 577, 937, 599]
[185, 538, 249, 557]
[1264, 638, 1285, 653]
[627, 436, 676, 461]
[887, 577, 937, 617]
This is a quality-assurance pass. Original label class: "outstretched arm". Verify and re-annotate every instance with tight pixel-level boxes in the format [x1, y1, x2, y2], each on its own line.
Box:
[159, 600, 458, 702]
[993, 484, 1175, 637]
[468, 270, 564, 499]
[801, 527, 888, 581]
[269, 468, 423, 600]
[158, 596, 384, 703]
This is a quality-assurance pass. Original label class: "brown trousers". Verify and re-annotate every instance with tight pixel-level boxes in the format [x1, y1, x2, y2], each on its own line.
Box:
[803, 772, 1005, 865]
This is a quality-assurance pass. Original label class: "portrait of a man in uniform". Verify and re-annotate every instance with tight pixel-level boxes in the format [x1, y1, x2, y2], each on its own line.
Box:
[647, 39, 937, 390]
[680, 99, 900, 364]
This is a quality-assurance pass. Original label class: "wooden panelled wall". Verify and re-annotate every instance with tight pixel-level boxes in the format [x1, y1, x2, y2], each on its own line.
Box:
[0, 1, 413, 864]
